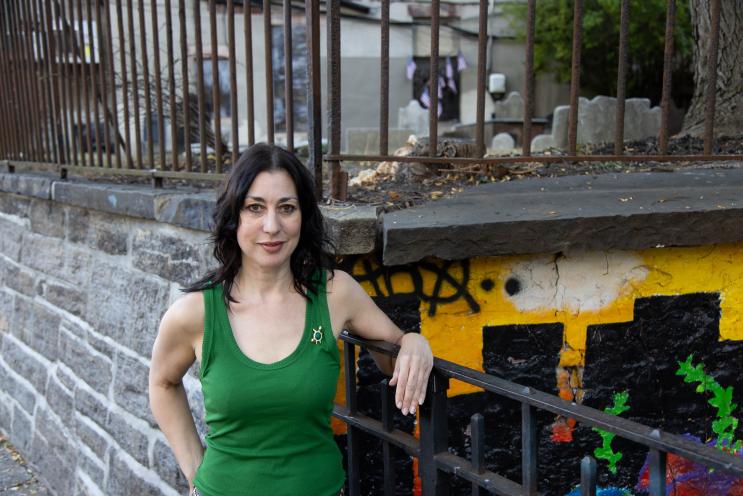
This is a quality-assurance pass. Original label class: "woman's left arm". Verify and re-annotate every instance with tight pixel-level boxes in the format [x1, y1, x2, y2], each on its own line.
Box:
[329, 270, 433, 415]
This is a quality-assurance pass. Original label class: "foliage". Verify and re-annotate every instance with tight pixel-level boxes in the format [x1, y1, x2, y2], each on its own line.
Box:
[676, 355, 742, 452]
[593, 391, 630, 474]
[503, 0, 694, 106]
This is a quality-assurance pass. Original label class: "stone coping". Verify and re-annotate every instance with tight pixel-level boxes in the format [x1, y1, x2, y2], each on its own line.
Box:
[4, 161, 743, 263]
[382, 166, 743, 265]
[0, 163, 379, 256]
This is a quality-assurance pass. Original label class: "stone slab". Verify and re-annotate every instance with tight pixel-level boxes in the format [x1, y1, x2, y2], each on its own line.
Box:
[321, 204, 380, 255]
[382, 167, 743, 265]
[0, 172, 53, 200]
[51, 181, 167, 220]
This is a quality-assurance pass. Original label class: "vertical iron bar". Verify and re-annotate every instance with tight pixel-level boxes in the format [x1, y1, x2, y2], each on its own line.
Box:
[104, 0, 121, 168]
[381, 379, 395, 496]
[703, 0, 721, 155]
[244, 0, 255, 146]
[15, 0, 34, 161]
[470, 413, 486, 496]
[0, 2, 18, 160]
[68, 0, 82, 165]
[428, 0, 440, 157]
[194, 0, 207, 173]
[0, 6, 8, 159]
[227, 0, 238, 163]
[522, 0, 536, 156]
[61, 0, 78, 164]
[614, 0, 629, 155]
[165, 0, 178, 171]
[343, 342, 360, 496]
[305, 0, 322, 198]
[419, 370, 450, 496]
[522, 403, 538, 495]
[178, 0, 192, 169]
[283, 0, 294, 152]
[88, 0, 103, 167]
[658, 0, 675, 154]
[15, 1, 37, 161]
[55, 0, 71, 164]
[580, 456, 597, 496]
[327, 0, 342, 198]
[116, 0, 133, 168]
[152, 1, 166, 170]
[475, 0, 488, 157]
[209, 0, 222, 172]
[138, 0, 153, 168]
[37, 0, 56, 163]
[76, 0, 92, 166]
[95, 0, 111, 167]
[263, 0, 274, 144]
[567, 0, 583, 156]
[127, 0, 142, 168]
[379, 0, 389, 156]
[44, 0, 62, 165]
[648, 449, 667, 496]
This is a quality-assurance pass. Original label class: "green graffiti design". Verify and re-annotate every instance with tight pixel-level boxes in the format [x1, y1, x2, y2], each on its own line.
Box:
[593, 391, 631, 474]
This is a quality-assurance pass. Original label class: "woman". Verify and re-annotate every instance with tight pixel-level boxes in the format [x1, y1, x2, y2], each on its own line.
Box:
[149, 143, 434, 496]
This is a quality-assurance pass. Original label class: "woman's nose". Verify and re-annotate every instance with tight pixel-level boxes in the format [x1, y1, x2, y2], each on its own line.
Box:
[262, 209, 280, 233]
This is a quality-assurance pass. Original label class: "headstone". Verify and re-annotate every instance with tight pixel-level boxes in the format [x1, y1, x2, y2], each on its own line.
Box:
[398, 100, 429, 136]
[493, 91, 524, 119]
[531, 134, 557, 153]
[490, 132, 516, 152]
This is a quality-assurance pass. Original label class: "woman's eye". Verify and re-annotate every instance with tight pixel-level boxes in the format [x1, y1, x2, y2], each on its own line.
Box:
[279, 205, 297, 214]
[244, 204, 263, 213]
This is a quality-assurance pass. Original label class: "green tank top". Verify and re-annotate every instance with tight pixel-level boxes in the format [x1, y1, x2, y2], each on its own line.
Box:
[193, 272, 345, 496]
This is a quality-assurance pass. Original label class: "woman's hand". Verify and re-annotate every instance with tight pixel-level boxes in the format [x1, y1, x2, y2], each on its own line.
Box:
[388, 333, 433, 415]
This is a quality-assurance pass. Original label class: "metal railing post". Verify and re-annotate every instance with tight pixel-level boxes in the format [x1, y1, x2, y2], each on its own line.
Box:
[419, 370, 450, 496]
[580, 456, 597, 496]
[521, 402, 538, 495]
[343, 341, 360, 496]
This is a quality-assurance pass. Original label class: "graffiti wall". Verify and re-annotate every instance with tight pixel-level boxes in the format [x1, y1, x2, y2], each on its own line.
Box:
[336, 243, 743, 495]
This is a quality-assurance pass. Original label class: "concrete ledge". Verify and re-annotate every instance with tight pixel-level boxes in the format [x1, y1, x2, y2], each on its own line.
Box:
[382, 168, 743, 265]
[0, 171, 378, 255]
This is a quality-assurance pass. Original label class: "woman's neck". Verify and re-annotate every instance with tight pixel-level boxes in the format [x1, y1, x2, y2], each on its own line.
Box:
[232, 262, 295, 303]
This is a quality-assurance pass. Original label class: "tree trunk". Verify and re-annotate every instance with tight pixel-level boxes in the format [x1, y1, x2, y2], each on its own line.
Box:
[681, 0, 743, 137]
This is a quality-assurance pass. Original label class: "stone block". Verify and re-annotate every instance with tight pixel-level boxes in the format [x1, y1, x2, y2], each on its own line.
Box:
[0, 289, 14, 333]
[62, 245, 93, 287]
[0, 171, 53, 199]
[107, 453, 164, 496]
[13, 296, 61, 362]
[11, 406, 33, 452]
[3, 261, 38, 296]
[152, 438, 189, 492]
[84, 261, 169, 357]
[104, 412, 150, 467]
[19, 231, 65, 276]
[113, 352, 153, 424]
[74, 387, 109, 428]
[35, 406, 73, 459]
[60, 328, 113, 396]
[89, 211, 129, 256]
[64, 204, 90, 244]
[39, 279, 86, 317]
[0, 192, 31, 218]
[29, 199, 65, 239]
[75, 453, 106, 492]
[0, 360, 37, 414]
[131, 228, 206, 287]
[52, 181, 160, 221]
[46, 375, 75, 425]
[57, 364, 79, 392]
[0, 217, 24, 261]
[155, 192, 215, 232]
[76, 416, 110, 460]
[322, 205, 379, 255]
[1, 336, 49, 394]
[490, 132, 516, 152]
[0, 393, 12, 431]
[29, 428, 75, 495]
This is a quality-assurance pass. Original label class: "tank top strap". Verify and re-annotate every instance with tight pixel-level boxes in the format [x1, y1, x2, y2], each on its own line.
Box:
[199, 284, 220, 378]
[308, 270, 338, 356]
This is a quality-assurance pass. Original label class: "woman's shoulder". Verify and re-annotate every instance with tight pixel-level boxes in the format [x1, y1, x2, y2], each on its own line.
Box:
[160, 290, 206, 339]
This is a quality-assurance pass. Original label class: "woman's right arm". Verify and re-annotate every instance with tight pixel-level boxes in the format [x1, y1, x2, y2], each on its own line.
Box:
[149, 292, 205, 492]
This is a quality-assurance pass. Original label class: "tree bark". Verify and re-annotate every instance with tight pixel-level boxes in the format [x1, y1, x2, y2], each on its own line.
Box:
[681, 0, 743, 137]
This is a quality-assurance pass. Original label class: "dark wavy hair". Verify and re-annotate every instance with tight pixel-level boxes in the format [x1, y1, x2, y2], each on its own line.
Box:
[185, 143, 335, 307]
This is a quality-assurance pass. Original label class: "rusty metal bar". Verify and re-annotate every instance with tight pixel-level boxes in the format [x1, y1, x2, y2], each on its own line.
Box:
[0, 2, 18, 160]
[567, 0, 584, 156]
[138, 0, 153, 168]
[178, 0, 192, 170]
[37, 0, 56, 163]
[283, 0, 294, 152]
[209, 0, 222, 172]
[55, 0, 71, 164]
[194, 0, 207, 173]
[152, 1, 166, 170]
[475, 0, 488, 157]
[327, 0, 342, 198]
[165, 0, 178, 171]
[60, 0, 78, 164]
[127, 0, 142, 168]
[658, 0, 675, 154]
[379, 0, 390, 156]
[305, 0, 322, 198]
[522, 0, 536, 156]
[104, 0, 121, 168]
[88, 0, 102, 167]
[227, 0, 238, 163]
[115, 0, 133, 168]
[244, 1, 255, 146]
[68, 0, 82, 165]
[327, 153, 743, 165]
[75, 0, 91, 166]
[428, 0, 440, 157]
[95, 0, 112, 167]
[614, 0, 630, 155]
[263, 0, 274, 144]
[703, 0, 721, 155]
[44, 0, 62, 165]
[0, 5, 9, 159]
[14, 1, 36, 161]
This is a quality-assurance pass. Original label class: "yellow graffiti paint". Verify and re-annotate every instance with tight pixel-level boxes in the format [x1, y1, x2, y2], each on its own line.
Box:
[342, 243, 743, 400]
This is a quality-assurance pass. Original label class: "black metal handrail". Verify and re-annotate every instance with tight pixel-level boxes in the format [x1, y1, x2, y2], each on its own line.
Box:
[334, 332, 743, 496]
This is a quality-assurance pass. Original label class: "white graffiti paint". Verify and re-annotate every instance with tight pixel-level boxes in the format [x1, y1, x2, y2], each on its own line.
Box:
[506, 251, 648, 314]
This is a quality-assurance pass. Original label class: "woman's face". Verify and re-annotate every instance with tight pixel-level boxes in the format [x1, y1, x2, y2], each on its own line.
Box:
[236, 169, 302, 270]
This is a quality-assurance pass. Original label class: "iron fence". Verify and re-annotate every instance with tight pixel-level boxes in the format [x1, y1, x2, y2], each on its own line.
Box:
[336, 333, 743, 496]
[0, 0, 741, 197]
